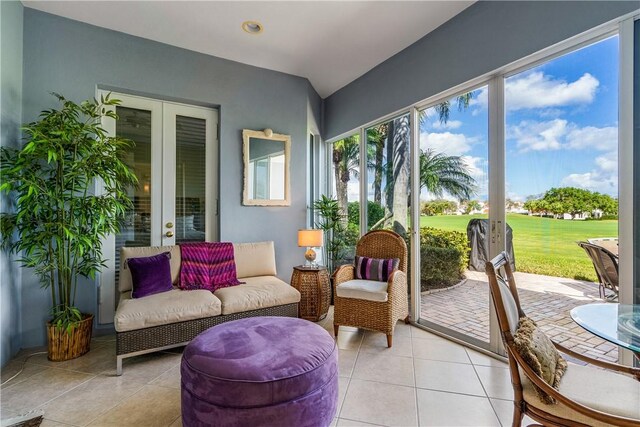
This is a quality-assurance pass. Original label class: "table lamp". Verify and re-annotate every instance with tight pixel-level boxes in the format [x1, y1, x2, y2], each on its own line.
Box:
[298, 229, 324, 267]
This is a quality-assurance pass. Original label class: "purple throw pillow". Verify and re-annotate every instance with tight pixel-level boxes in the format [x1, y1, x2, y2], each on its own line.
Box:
[127, 252, 173, 299]
[355, 256, 400, 282]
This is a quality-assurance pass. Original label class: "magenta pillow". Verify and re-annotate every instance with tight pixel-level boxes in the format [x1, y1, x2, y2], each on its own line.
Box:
[127, 252, 173, 299]
[355, 256, 400, 282]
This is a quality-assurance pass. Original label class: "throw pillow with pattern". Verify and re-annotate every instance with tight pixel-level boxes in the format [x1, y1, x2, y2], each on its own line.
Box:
[355, 256, 400, 282]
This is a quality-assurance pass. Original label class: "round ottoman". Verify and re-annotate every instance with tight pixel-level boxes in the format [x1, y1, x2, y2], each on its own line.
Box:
[181, 316, 338, 427]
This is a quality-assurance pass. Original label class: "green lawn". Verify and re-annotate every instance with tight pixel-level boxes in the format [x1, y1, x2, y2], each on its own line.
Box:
[419, 214, 617, 282]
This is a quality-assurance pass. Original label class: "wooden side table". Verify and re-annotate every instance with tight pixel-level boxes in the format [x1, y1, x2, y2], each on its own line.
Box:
[290, 266, 331, 322]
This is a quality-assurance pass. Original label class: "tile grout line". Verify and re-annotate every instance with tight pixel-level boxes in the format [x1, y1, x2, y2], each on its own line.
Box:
[465, 347, 503, 427]
[411, 335, 420, 427]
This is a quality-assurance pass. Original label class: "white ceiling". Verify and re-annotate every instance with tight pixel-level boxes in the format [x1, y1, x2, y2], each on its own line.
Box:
[23, 1, 475, 97]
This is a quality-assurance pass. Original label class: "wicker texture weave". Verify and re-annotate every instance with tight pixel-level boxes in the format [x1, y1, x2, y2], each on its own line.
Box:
[117, 303, 298, 356]
[291, 267, 331, 321]
[333, 230, 409, 345]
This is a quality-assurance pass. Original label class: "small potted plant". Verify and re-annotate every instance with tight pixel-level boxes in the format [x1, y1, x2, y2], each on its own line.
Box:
[1, 93, 137, 361]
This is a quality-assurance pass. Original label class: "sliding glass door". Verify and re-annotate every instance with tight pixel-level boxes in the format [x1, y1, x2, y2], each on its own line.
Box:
[416, 86, 492, 349]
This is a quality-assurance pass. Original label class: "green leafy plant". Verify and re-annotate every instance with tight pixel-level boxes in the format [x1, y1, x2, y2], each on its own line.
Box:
[313, 195, 350, 273]
[0, 93, 137, 333]
[419, 227, 469, 290]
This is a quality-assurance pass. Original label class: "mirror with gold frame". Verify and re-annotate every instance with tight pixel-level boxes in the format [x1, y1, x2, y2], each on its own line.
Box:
[242, 129, 291, 206]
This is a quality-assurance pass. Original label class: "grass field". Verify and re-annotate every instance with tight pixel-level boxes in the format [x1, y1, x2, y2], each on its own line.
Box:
[419, 214, 618, 282]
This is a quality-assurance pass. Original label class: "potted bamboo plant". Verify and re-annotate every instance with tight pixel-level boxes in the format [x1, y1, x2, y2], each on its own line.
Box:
[0, 93, 137, 361]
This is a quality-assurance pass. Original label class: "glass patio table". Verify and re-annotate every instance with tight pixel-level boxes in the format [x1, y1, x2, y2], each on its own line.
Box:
[570, 303, 640, 358]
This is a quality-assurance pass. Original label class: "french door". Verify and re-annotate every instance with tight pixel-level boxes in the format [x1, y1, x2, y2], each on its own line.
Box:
[98, 92, 219, 324]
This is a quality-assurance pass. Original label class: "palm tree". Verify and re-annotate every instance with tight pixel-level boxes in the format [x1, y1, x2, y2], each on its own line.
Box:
[332, 134, 360, 220]
[332, 92, 475, 233]
[419, 149, 476, 201]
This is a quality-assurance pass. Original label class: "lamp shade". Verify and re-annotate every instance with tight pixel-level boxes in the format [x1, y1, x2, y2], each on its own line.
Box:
[298, 229, 323, 247]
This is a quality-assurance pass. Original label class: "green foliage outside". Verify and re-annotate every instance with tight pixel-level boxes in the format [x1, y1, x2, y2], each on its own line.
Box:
[420, 247, 465, 291]
[524, 187, 618, 218]
[348, 201, 386, 230]
[421, 199, 458, 216]
[419, 227, 469, 290]
[420, 214, 617, 282]
[0, 93, 138, 332]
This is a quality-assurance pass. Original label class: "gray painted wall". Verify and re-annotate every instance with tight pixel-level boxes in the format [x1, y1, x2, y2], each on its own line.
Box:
[324, 1, 639, 139]
[0, 0, 24, 366]
[20, 9, 321, 347]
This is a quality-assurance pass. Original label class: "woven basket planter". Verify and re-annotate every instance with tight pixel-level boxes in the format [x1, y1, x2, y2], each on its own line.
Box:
[47, 314, 93, 361]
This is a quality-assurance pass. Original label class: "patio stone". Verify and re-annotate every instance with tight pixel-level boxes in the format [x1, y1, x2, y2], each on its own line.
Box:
[420, 270, 618, 363]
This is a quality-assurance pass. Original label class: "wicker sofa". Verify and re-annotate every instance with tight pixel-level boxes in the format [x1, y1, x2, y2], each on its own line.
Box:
[114, 241, 300, 375]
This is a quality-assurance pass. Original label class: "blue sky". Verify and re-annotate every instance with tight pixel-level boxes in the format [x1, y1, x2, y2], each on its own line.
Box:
[419, 35, 619, 202]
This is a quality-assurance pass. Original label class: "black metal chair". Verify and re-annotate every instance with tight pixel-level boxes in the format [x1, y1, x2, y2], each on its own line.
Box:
[577, 241, 618, 300]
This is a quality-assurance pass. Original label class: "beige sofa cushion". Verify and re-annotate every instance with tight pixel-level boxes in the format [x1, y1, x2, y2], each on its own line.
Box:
[521, 363, 640, 426]
[233, 242, 277, 278]
[114, 288, 221, 332]
[120, 246, 181, 292]
[214, 276, 300, 315]
[336, 279, 388, 302]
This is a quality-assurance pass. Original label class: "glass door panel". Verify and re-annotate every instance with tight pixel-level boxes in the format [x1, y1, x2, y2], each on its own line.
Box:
[505, 36, 619, 362]
[175, 115, 207, 244]
[366, 114, 411, 236]
[331, 133, 360, 267]
[417, 86, 491, 348]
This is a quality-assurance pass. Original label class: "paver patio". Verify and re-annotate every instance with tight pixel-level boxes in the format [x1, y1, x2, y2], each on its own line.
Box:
[420, 270, 619, 363]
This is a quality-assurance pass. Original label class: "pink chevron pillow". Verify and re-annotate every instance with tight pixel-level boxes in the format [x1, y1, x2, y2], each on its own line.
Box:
[179, 242, 243, 292]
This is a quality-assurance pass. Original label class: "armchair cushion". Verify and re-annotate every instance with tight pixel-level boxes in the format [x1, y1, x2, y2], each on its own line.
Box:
[336, 279, 388, 302]
[514, 316, 567, 404]
[521, 363, 640, 425]
[355, 256, 399, 282]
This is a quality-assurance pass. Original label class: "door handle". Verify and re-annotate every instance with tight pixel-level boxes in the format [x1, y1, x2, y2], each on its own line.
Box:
[166, 231, 174, 238]
[166, 222, 174, 229]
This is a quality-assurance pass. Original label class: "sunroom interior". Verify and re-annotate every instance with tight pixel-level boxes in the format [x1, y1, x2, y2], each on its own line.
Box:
[1, 1, 639, 426]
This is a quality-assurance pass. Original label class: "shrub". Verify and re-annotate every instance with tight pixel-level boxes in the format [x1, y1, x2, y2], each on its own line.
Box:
[419, 227, 469, 291]
[348, 201, 386, 229]
[420, 246, 465, 291]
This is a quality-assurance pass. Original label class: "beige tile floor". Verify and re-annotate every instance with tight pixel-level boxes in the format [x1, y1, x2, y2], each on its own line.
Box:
[1, 308, 533, 427]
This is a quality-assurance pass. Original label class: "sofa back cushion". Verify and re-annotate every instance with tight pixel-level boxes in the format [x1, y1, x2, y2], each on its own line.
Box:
[120, 245, 181, 292]
[233, 241, 277, 278]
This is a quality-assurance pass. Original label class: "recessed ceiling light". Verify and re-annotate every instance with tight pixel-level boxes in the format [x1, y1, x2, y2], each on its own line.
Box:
[241, 21, 263, 35]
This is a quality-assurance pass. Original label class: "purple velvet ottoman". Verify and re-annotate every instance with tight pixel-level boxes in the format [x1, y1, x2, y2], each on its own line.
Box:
[181, 316, 338, 427]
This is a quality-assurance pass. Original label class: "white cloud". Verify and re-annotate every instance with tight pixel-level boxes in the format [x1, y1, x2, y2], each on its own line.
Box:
[565, 126, 617, 151]
[561, 171, 617, 195]
[347, 180, 359, 202]
[505, 72, 599, 110]
[462, 155, 488, 197]
[431, 119, 462, 130]
[471, 71, 599, 112]
[419, 131, 474, 156]
[595, 151, 617, 173]
[509, 119, 567, 152]
[508, 119, 618, 153]
[561, 149, 618, 196]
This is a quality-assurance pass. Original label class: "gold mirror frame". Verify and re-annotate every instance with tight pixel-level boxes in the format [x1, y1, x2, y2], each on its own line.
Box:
[242, 128, 291, 206]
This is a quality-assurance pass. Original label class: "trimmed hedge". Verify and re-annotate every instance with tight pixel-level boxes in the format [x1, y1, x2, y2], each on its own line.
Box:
[420, 246, 464, 290]
[419, 227, 468, 291]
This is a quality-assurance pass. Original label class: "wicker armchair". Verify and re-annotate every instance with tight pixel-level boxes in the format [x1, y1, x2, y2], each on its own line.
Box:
[333, 230, 409, 347]
[486, 252, 640, 427]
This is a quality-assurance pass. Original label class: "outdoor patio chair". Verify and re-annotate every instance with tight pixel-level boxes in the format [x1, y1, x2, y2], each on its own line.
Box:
[333, 230, 409, 347]
[486, 252, 640, 427]
[577, 241, 619, 300]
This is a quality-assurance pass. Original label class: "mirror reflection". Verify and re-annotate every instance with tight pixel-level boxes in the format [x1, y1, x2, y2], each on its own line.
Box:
[243, 129, 290, 206]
